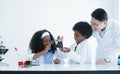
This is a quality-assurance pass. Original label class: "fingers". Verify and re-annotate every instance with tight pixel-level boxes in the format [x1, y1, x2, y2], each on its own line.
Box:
[56, 36, 60, 41]
[54, 58, 60, 64]
[60, 47, 71, 52]
[56, 36, 63, 42]
[96, 59, 107, 65]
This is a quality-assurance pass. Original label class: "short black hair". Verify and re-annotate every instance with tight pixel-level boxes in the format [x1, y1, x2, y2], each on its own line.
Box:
[29, 29, 56, 53]
[91, 8, 108, 21]
[73, 21, 93, 39]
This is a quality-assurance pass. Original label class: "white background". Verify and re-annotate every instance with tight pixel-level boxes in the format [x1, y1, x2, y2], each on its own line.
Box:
[0, 0, 119, 65]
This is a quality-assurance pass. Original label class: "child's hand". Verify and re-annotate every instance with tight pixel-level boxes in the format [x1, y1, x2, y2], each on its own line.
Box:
[60, 47, 71, 52]
[56, 36, 63, 42]
[44, 43, 51, 53]
[54, 58, 60, 64]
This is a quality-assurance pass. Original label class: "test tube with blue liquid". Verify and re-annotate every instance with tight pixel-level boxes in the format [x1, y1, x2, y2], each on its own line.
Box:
[118, 55, 120, 65]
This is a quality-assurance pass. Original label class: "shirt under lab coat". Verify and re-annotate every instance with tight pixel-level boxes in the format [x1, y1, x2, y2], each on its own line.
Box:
[93, 19, 120, 64]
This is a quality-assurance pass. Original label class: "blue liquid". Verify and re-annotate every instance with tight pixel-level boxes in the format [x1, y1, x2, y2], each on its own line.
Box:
[118, 59, 120, 65]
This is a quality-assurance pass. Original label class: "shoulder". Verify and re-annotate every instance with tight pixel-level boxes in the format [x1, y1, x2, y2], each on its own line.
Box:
[108, 19, 120, 28]
[70, 43, 76, 47]
[79, 40, 88, 46]
[106, 19, 120, 33]
[76, 40, 89, 49]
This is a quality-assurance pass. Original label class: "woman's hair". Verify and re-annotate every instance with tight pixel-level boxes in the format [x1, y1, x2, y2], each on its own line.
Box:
[91, 8, 108, 22]
[73, 21, 93, 39]
[29, 29, 56, 53]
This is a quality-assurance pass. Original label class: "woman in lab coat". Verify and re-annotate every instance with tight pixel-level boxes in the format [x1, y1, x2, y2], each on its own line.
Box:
[91, 8, 120, 65]
[53, 21, 93, 64]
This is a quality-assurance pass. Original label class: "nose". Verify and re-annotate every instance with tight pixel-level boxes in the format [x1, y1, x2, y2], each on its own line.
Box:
[91, 25, 96, 30]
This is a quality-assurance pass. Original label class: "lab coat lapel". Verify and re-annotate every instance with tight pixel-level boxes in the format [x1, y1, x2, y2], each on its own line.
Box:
[102, 21, 111, 41]
[96, 21, 110, 41]
[95, 31, 103, 41]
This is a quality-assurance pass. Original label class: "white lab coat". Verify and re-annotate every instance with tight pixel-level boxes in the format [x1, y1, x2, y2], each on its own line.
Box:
[93, 19, 120, 64]
[53, 40, 91, 64]
[67, 40, 91, 64]
[53, 48, 68, 64]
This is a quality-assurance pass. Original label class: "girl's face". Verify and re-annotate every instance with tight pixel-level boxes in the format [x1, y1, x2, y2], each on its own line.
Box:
[74, 31, 85, 44]
[42, 35, 51, 46]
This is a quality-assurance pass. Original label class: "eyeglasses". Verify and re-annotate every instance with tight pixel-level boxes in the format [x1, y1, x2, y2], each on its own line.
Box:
[90, 22, 99, 27]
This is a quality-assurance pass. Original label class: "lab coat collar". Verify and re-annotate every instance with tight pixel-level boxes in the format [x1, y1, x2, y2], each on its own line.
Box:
[74, 39, 87, 47]
[95, 20, 111, 40]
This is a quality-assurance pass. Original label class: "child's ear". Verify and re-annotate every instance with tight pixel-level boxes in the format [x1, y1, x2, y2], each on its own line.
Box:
[103, 21, 107, 26]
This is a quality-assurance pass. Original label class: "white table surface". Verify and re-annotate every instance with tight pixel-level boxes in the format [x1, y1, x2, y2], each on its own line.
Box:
[0, 64, 120, 71]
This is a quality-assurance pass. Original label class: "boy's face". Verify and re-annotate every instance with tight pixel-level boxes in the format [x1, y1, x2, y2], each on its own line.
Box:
[74, 31, 85, 44]
[91, 17, 107, 31]
[42, 35, 51, 46]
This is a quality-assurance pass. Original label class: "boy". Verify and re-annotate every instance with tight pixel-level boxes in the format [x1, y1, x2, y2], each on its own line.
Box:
[53, 21, 93, 64]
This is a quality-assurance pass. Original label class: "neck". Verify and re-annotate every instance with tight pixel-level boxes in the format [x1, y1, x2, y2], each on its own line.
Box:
[101, 27, 106, 31]
[77, 39, 85, 45]
[101, 21, 107, 31]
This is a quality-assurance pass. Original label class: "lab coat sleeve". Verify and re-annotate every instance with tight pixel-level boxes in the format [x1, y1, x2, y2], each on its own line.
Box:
[52, 48, 67, 64]
[67, 50, 84, 64]
[106, 22, 120, 63]
[67, 41, 88, 64]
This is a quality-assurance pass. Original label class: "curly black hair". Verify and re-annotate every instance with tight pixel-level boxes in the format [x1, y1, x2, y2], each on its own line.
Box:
[73, 21, 93, 39]
[29, 29, 56, 53]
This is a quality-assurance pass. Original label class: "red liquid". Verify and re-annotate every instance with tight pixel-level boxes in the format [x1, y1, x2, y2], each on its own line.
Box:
[18, 61, 23, 66]
[23, 61, 26, 66]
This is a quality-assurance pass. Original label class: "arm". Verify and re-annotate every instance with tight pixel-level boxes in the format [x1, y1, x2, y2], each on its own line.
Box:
[67, 41, 88, 64]
[32, 50, 47, 60]
[32, 44, 51, 60]
[105, 25, 120, 64]
[67, 50, 84, 64]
